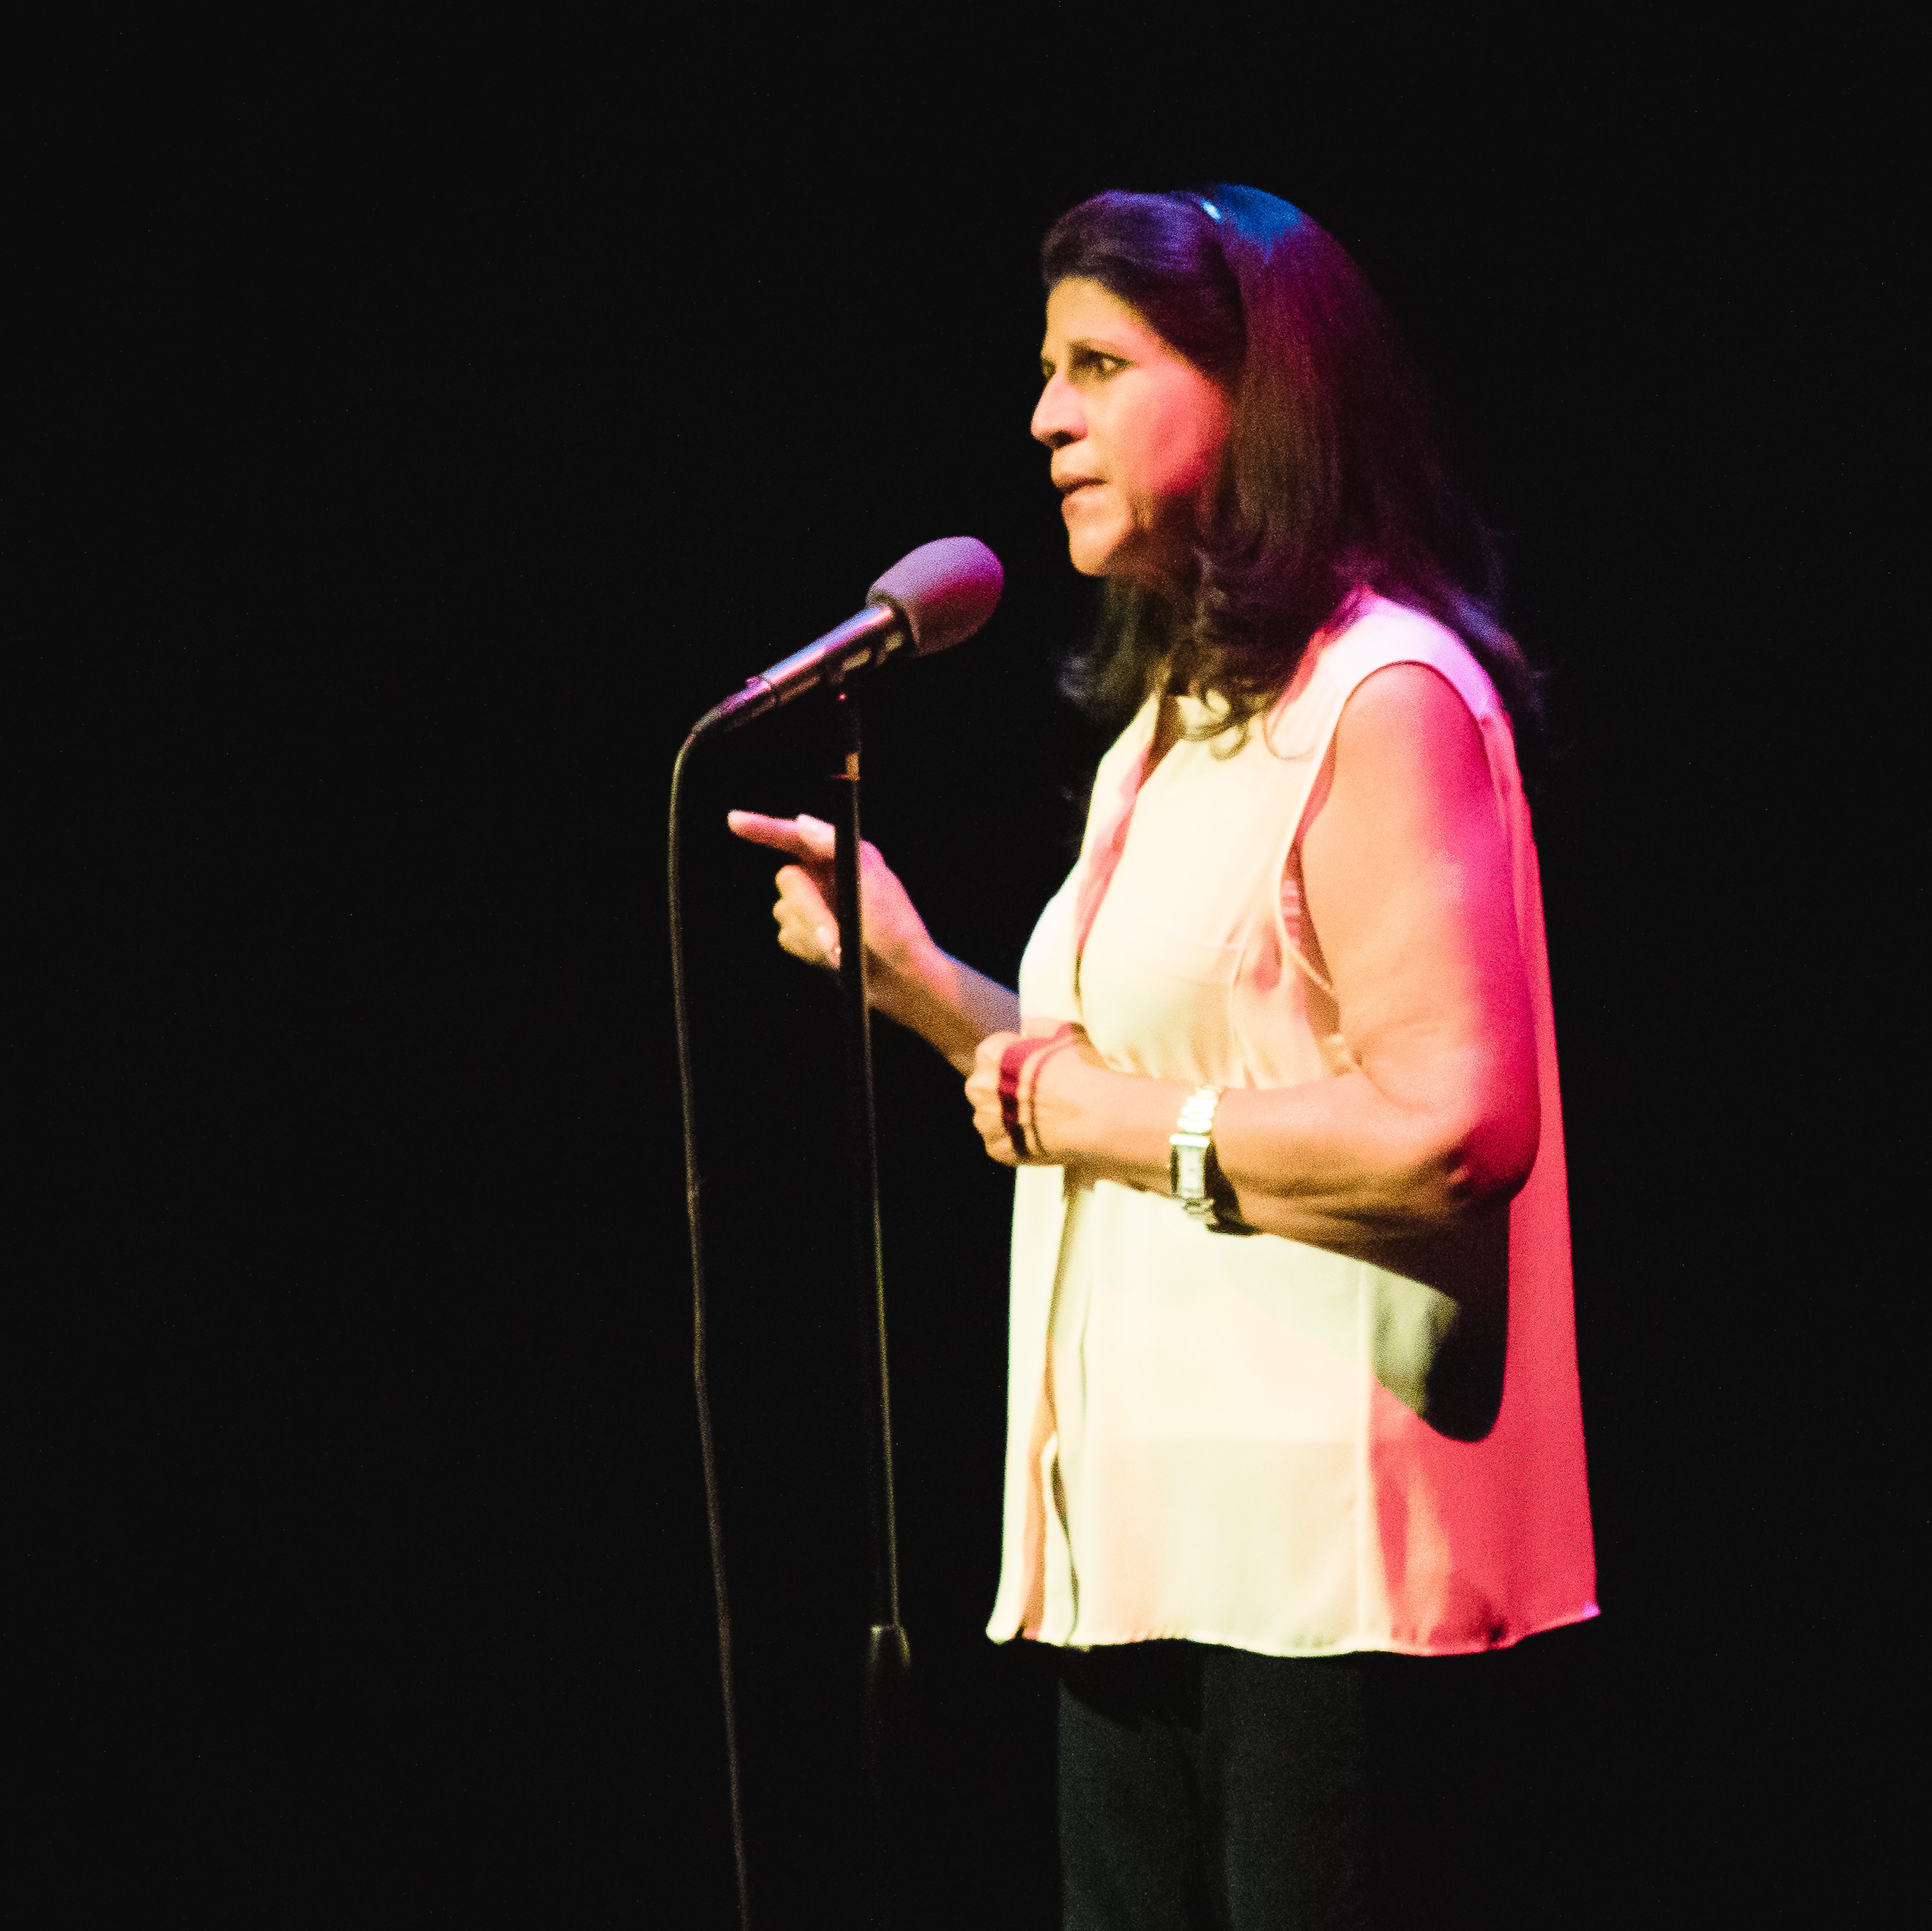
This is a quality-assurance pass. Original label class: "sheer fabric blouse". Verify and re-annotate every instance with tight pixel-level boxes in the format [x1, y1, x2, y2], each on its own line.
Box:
[986, 597, 1597, 1657]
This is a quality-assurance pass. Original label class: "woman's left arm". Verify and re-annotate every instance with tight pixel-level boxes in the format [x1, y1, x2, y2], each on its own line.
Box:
[965, 664, 1541, 1252]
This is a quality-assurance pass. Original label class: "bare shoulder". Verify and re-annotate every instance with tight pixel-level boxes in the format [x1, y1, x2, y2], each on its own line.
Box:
[1338, 658, 1479, 738]
[1331, 661, 1490, 802]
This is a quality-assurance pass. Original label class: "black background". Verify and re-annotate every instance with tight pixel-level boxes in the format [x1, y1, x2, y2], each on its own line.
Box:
[27, 17, 1906, 1927]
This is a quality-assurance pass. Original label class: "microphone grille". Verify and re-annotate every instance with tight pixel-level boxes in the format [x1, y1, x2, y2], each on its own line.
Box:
[867, 537, 1003, 658]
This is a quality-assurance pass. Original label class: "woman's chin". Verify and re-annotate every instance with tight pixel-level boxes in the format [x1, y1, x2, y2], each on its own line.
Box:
[1066, 527, 1130, 577]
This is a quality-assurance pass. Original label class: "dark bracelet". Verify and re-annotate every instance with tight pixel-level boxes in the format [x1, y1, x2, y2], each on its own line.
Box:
[998, 1037, 1038, 1158]
[997, 1027, 1076, 1161]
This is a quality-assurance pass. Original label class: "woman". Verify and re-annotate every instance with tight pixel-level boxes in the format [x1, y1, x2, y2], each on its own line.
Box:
[731, 186, 1595, 1929]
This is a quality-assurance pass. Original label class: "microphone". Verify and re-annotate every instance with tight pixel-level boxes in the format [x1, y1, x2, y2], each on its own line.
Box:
[693, 536, 1003, 736]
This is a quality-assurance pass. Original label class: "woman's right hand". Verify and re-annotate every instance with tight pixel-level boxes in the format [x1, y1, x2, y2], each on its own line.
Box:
[726, 811, 934, 981]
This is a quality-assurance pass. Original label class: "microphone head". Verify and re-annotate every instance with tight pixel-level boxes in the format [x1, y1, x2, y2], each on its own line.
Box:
[867, 537, 1003, 658]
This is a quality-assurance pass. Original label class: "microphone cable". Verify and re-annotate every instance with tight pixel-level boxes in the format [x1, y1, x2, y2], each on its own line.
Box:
[667, 728, 752, 1931]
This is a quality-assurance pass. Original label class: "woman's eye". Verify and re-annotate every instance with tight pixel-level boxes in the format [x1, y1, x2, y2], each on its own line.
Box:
[1043, 350, 1127, 384]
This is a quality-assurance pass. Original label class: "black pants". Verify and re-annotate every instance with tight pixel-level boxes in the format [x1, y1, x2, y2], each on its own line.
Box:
[1058, 1640, 1553, 1931]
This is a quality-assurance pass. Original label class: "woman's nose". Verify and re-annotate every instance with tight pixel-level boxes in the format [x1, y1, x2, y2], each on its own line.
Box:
[1031, 375, 1082, 449]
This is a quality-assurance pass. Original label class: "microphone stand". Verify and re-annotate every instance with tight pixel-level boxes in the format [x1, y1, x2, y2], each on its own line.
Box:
[830, 674, 909, 1930]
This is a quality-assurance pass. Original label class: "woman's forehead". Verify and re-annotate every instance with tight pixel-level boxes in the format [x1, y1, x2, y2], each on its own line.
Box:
[1043, 278, 1159, 351]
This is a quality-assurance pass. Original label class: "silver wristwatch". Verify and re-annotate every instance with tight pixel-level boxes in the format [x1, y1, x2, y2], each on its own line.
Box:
[1169, 1084, 1227, 1227]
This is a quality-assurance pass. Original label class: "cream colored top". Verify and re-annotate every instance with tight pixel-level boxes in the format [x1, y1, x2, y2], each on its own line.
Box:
[987, 597, 1597, 1657]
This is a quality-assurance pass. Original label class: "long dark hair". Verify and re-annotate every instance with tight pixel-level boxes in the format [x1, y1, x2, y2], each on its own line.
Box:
[1044, 185, 1540, 743]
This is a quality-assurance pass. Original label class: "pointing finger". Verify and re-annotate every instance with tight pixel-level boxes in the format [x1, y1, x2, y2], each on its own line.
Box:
[726, 811, 836, 861]
[726, 810, 806, 853]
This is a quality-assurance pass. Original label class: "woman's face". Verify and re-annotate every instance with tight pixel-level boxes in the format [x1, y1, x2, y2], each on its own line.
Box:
[1032, 277, 1233, 584]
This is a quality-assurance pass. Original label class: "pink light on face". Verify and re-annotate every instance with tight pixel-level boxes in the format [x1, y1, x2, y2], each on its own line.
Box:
[1032, 278, 1231, 587]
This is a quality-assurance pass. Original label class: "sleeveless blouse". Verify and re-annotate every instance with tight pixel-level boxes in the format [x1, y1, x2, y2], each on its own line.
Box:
[986, 597, 1598, 1657]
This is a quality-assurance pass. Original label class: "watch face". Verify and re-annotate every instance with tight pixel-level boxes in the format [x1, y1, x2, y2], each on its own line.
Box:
[1175, 1142, 1208, 1198]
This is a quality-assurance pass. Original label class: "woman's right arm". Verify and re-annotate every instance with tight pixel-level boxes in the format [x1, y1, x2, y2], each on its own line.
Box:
[727, 811, 1019, 1074]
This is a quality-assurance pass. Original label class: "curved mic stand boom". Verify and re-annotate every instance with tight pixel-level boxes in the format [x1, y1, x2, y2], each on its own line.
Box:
[671, 537, 1000, 1931]
[670, 671, 909, 1930]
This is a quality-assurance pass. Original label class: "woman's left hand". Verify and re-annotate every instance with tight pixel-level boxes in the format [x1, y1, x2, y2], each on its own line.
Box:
[966, 1026, 1101, 1167]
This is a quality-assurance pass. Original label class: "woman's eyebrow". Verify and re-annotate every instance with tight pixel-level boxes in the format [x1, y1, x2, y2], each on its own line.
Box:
[1040, 336, 1134, 376]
